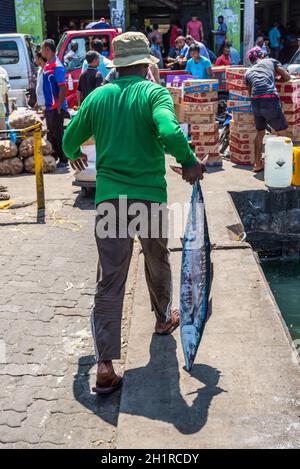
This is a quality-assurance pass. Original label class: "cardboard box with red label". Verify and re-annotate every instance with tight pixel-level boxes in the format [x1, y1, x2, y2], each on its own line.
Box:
[230, 120, 257, 133]
[183, 92, 218, 103]
[279, 92, 300, 104]
[225, 67, 247, 80]
[194, 143, 219, 154]
[226, 78, 248, 92]
[230, 144, 255, 156]
[190, 123, 219, 135]
[227, 100, 252, 112]
[168, 87, 182, 104]
[282, 102, 300, 114]
[231, 112, 255, 123]
[276, 79, 300, 94]
[174, 104, 215, 124]
[230, 152, 254, 165]
[286, 115, 300, 126]
[182, 79, 219, 93]
[230, 132, 256, 145]
[191, 134, 219, 145]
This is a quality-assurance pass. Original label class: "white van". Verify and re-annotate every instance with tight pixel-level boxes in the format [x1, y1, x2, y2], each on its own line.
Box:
[0, 34, 37, 105]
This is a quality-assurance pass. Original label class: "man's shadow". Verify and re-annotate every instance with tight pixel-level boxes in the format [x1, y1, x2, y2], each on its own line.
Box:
[73, 335, 225, 434]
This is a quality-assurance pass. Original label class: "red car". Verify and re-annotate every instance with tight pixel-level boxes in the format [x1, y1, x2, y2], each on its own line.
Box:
[56, 29, 120, 108]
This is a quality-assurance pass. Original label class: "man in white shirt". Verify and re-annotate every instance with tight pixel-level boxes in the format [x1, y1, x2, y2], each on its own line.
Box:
[34, 52, 46, 110]
[0, 66, 9, 86]
[0, 73, 8, 130]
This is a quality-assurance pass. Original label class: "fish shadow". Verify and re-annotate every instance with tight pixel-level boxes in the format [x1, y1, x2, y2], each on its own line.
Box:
[119, 335, 225, 434]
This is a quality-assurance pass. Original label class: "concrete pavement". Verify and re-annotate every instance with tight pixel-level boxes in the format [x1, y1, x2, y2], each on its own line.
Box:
[0, 169, 139, 448]
[116, 158, 300, 449]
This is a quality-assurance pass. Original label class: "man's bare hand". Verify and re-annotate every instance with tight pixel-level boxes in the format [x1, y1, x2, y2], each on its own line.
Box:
[182, 161, 205, 184]
[70, 153, 88, 172]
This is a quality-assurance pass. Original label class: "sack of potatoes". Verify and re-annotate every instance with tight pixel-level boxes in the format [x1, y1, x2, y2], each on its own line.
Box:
[0, 140, 18, 160]
[24, 155, 56, 174]
[19, 137, 53, 158]
[8, 109, 42, 129]
[0, 157, 23, 175]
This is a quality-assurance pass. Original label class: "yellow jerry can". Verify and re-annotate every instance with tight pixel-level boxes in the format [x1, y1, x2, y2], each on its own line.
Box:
[292, 146, 300, 186]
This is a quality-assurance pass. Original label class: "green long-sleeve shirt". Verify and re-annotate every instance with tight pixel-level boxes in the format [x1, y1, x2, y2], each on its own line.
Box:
[63, 75, 197, 204]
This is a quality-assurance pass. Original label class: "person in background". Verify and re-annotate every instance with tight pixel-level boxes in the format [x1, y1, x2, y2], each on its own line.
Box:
[185, 35, 209, 60]
[77, 51, 103, 107]
[102, 42, 110, 57]
[256, 36, 270, 58]
[186, 44, 212, 79]
[62, 32, 204, 394]
[186, 15, 203, 43]
[68, 20, 77, 30]
[64, 40, 79, 66]
[244, 47, 290, 173]
[148, 62, 160, 84]
[82, 39, 110, 80]
[0, 73, 8, 131]
[169, 21, 181, 56]
[0, 66, 9, 87]
[92, 17, 110, 30]
[283, 22, 298, 62]
[34, 52, 46, 111]
[148, 24, 162, 44]
[254, 19, 261, 41]
[215, 44, 231, 66]
[167, 36, 189, 69]
[202, 40, 217, 64]
[41, 39, 69, 168]
[225, 40, 240, 65]
[269, 22, 281, 60]
[150, 36, 164, 69]
[146, 26, 152, 36]
[212, 15, 227, 56]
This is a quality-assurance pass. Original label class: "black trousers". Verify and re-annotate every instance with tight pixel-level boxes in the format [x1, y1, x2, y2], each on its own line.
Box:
[91, 199, 173, 362]
[45, 109, 68, 164]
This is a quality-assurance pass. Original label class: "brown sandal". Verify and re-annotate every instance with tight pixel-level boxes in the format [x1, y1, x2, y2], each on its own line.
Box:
[155, 308, 180, 335]
[0, 193, 10, 201]
[92, 373, 123, 395]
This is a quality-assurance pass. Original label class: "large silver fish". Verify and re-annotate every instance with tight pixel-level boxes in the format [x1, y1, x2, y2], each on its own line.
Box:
[180, 181, 211, 371]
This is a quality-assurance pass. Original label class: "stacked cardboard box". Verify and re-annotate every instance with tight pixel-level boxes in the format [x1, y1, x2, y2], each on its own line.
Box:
[211, 66, 228, 92]
[173, 79, 221, 166]
[226, 67, 255, 165]
[168, 86, 182, 104]
[276, 79, 300, 140]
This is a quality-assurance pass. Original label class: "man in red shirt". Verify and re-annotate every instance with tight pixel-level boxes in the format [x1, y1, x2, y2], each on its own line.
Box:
[186, 15, 203, 42]
[215, 44, 231, 66]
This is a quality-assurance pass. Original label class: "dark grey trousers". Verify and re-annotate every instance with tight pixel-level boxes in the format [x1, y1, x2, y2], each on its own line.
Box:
[91, 199, 173, 362]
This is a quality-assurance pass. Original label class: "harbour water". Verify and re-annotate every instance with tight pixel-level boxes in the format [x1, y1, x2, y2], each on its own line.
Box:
[262, 259, 300, 342]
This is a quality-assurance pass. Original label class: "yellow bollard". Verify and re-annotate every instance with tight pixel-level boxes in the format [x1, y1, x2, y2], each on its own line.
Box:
[33, 124, 45, 210]
[292, 146, 300, 187]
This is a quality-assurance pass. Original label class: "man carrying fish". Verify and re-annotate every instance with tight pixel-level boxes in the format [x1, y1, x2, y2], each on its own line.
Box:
[63, 32, 205, 394]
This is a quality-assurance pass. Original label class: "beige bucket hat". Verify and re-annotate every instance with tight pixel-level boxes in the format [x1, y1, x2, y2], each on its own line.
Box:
[107, 32, 159, 68]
